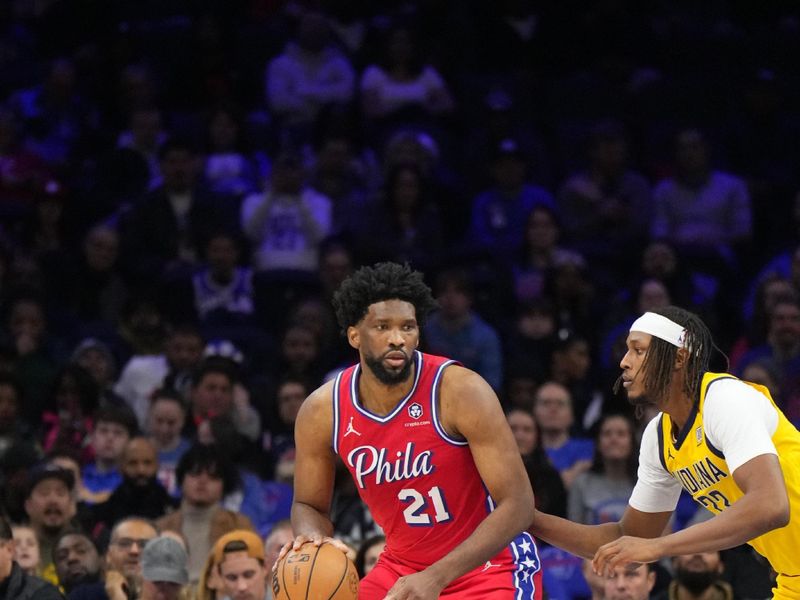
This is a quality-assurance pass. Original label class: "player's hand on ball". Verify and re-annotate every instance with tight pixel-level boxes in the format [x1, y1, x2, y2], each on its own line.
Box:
[384, 571, 445, 600]
[274, 534, 351, 571]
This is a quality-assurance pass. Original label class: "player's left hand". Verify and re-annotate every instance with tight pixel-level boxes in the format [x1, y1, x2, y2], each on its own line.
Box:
[383, 570, 445, 600]
[591, 535, 663, 577]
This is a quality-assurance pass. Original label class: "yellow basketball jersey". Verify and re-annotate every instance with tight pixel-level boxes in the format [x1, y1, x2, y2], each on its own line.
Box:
[658, 372, 800, 575]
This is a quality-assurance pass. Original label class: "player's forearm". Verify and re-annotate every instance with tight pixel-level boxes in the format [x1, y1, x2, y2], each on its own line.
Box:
[290, 500, 335, 539]
[655, 491, 788, 557]
[424, 497, 535, 588]
[529, 509, 622, 559]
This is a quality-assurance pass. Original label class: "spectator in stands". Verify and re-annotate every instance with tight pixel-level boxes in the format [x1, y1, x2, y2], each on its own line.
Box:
[533, 381, 594, 489]
[512, 408, 567, 518]
[201, 107, 258, 198]
[424, 268, 504, 391]
[41, 365, 98, 458]
[187, 361, 260, 442]
[309, 128, 373, 237]
[0, 515, 61, 600]
[52, 225, 128, 329]
[53, 531, 102, 594]
[358, 162, 444, 270]
[190, 231, 255, 325]
[266, 10, 355, 137]
[147, 389, 191, 498]
[23, 463, 77, 576]
[0, 107, 49, 208]
[262, 520, 293, 572]
[568, 413, 637, 525]
[70, 339, 123, 410]
[93, 437, 175, 529]
[360, 22, 454, 128]
[120, 138, 230, 281]
[3, 295, 62, 425]
[11, 524, 39, 576]
[81, 405, 138, 505]
[604, 562, 656, 600]
[213, 530, 270, 600]
[548, 333, 606, 433]
[0, 375, 31, 460]
[9, 57, 97, 170]
[114, 106, 166, 193]
[558, 119, 651, 259]
[511, 205, 585, 306]
[138, 537, 188, 600]
[651, 128, 752, 267]
[70, 517, 158, 600]
[354, 534, 385, 579]
[468, 138, 557, 258]
[157, 444, 253, 582]
[115, 324, 205, 427]
[654, 551, 733, 600]
[240, 148, 332, 273]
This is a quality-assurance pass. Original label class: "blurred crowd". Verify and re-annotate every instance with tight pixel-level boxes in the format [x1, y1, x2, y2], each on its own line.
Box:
[2, 1, 800, 598]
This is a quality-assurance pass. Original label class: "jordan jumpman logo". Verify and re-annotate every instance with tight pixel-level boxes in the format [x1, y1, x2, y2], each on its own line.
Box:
[344, 417, 361, 437]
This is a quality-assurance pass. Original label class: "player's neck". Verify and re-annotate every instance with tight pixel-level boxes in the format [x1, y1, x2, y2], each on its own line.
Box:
[357, 369, 416, 416]
[663, 393, 695, 433]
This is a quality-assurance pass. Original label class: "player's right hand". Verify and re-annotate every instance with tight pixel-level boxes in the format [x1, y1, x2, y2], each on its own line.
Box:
[273, 535, 351, 571]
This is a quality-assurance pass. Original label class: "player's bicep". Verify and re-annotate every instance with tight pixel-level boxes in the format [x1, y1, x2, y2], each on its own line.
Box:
[444, 369, 532, 504]
[292, 387, 337, 514]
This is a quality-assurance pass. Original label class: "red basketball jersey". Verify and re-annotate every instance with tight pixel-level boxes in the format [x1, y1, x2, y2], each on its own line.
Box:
[333, 351, 542, 598]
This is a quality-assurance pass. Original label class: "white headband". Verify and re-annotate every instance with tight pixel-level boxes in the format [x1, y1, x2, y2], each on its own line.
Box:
[630, 312, 686, 348]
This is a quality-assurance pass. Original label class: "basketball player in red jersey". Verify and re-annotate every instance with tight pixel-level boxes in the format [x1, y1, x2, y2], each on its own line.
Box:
[279, 262, 542, 599]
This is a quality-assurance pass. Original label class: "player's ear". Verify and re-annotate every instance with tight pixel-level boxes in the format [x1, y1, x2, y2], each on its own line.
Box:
[674, 347, 689, 370]
[347, 326, 359, 349]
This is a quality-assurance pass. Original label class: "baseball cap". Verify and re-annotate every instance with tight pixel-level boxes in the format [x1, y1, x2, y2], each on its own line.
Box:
[141, 537, 189, 585]
[26, 463, 75, 498]
[212, 530, 265, 565]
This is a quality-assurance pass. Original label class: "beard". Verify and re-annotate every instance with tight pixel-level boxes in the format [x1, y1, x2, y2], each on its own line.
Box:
[364, 351, 413, 385]
[675, 567, 718, 595]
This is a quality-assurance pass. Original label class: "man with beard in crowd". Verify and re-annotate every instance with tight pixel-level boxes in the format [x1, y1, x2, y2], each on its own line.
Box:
[23, 464, 78, 577]
[654, 552, 733, 600]
[69, 517, 157, 600]
[53, 532, 101, 594]
[93, 438, 176, 530]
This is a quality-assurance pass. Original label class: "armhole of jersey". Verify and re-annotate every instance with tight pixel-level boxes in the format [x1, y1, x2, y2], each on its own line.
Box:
[431, 360, 468, 446]
[656, 417, 669, 473]
[705, 434, 725, 459]
[332, 371, 343, 455]
[703, 376, 738, 460]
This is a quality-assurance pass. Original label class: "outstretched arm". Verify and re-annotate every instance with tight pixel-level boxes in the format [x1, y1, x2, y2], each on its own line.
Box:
[592, 453, 789, 575]
[386, 367, 536, 599]
[530, 506, 672, 560]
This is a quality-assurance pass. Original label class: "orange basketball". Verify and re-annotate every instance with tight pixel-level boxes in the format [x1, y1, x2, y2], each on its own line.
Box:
[273, 541, 359, 600]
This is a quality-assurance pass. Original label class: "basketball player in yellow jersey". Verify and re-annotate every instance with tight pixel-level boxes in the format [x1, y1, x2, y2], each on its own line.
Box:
[529, 305, 800, 600]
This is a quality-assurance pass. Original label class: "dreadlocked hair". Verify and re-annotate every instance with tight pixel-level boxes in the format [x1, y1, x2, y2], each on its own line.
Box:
[332, 262, 438, 333]
[639, 306, 720, 406]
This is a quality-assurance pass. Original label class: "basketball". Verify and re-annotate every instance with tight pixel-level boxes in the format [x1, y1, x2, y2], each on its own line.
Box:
[273, 541, 359, 600]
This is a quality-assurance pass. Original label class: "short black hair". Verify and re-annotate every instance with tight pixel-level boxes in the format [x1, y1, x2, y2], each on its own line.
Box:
[52, 529, 97, 563]
[191, 360, 236, 389]
[332, 262, 437, 333]
[176, 443, 239, 495]
[149, 387, 186, 411]
[94, 404, 139, 437]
